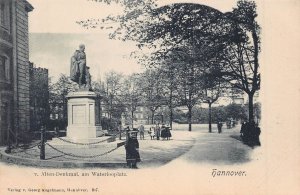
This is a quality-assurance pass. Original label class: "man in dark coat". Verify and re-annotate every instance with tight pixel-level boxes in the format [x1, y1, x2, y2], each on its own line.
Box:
[217, 122, 223, 133]
[125, 131, 141, 168]
[161, 124, 167, 140]
[138, 124, 145, 140]
[165, 126, 172, 140]
[240, 122, 246, 140]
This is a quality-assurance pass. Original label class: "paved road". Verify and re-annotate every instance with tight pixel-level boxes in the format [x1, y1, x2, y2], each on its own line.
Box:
[171, 125, 252, 165]
[0, 124, 252, 168]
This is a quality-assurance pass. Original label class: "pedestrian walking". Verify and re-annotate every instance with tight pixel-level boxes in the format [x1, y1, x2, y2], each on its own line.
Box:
[165, 125, 172, 140]
[217, 122, 223, 133]
[118, 123, 122, 140]
[240, 121, 246, 140]
[161, 124, 167, 140]
[138, 124, 145, 140]
[155, 124, 161, 140]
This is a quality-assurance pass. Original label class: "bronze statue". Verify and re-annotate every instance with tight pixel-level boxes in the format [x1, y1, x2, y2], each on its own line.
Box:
[85, 66, 92, 91]
[70, 44, 92, 90]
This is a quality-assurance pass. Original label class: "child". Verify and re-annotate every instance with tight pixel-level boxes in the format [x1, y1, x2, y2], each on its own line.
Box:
[125, 130, 141, 168]
[149, 127, 155, 140]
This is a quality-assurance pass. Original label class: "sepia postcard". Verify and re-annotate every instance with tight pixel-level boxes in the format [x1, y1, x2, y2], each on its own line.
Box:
[0, 0, 299, 194]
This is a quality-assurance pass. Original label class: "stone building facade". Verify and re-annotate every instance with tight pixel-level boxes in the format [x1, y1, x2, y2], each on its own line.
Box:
[0, 0, 33, 145]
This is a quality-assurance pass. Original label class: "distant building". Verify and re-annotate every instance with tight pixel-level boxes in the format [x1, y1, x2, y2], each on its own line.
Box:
[121, 106, 169, 127]
[232, 97, 244, 105]
[49, 103, 64, 120]
[244, 91, 260, 104]
[29, 62, 49, 131]
[48, 99, 67, 130]
[0, 0, 33, 145]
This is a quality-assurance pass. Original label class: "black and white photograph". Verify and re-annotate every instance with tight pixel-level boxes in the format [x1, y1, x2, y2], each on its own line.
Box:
[0, 0, 299, 194]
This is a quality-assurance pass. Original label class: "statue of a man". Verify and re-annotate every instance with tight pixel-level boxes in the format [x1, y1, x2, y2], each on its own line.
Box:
[70, 44, 87, 86]
[85, 66, 92, 91]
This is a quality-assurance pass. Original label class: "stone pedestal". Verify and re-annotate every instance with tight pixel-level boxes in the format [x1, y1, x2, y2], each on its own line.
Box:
[66, 91, 103, 139]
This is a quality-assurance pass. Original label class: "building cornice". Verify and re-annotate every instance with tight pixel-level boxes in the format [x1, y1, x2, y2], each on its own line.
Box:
[24, 0, 34, 12]
[0, 39, 13, 49]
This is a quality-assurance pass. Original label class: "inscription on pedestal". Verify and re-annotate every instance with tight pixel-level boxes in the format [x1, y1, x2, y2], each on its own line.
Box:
[72, 105, 86, 124]
[67, 91, 103, 139]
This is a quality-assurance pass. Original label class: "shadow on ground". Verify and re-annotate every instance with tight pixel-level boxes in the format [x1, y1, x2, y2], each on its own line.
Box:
[180, 131, 253, 165]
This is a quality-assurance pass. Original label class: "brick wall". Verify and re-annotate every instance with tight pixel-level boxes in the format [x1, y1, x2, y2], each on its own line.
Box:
[29, 62, 49, 131]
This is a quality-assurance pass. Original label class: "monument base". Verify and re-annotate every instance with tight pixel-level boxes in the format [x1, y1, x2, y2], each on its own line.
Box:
[66, 91, 103, 140]
[67, 125, 104, 139]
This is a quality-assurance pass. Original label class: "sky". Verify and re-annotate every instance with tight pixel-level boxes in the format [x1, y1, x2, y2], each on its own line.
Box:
[27, 0, 241, 81]
[27, 0, 238, 33]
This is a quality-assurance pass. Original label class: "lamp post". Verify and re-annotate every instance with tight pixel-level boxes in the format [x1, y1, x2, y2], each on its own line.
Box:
[40, 125, 45, 160]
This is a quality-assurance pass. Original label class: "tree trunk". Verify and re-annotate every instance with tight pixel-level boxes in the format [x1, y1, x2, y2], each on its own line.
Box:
[248, 93, 254, 123]
[208, 102, 212, 133]
[151, 110, 154, 124]
[109, 113, 112, 130]
[109, 98, 112, 130]
[131, 110, 134, 129]
[188, 106, 192, 131]
[169, 106, 173, 129]
[169, 88, 173, 129]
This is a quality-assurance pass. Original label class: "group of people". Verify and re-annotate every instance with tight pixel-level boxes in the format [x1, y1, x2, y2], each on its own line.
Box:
[148, 124, 172, 140]
[240, 121, 261, 146]
[226, 118, 236, 129]
[124, 123, 172, 168]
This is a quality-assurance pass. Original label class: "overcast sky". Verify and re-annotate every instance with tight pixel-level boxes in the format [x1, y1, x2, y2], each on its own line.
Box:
[27, 0, 238, 33]
[27, 0, 239, 80]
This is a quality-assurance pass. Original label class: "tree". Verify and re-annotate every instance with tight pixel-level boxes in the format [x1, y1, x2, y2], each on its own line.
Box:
[121, 74, 143, 128]
[158, 58, 182, 129]
[103, 71, 124, 129]
[225, 103, 247, 121]
[201, 83, 223, 133]
[175, 49, 203, 131]
[138, 69, 165, 124]
[211, 106, 227, 123]
[219, 0, 260, 123]
[49, 74, 78, 128]
[79, 0, 261, 128]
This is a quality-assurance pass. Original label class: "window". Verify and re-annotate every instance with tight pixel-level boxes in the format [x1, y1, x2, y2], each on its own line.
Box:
[0, 4, 5, 25]
[0, 2, 9, 31]
[0, 55, 10, 82]
[0, 56, 5, 79]
[0, 56, 10, 82]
